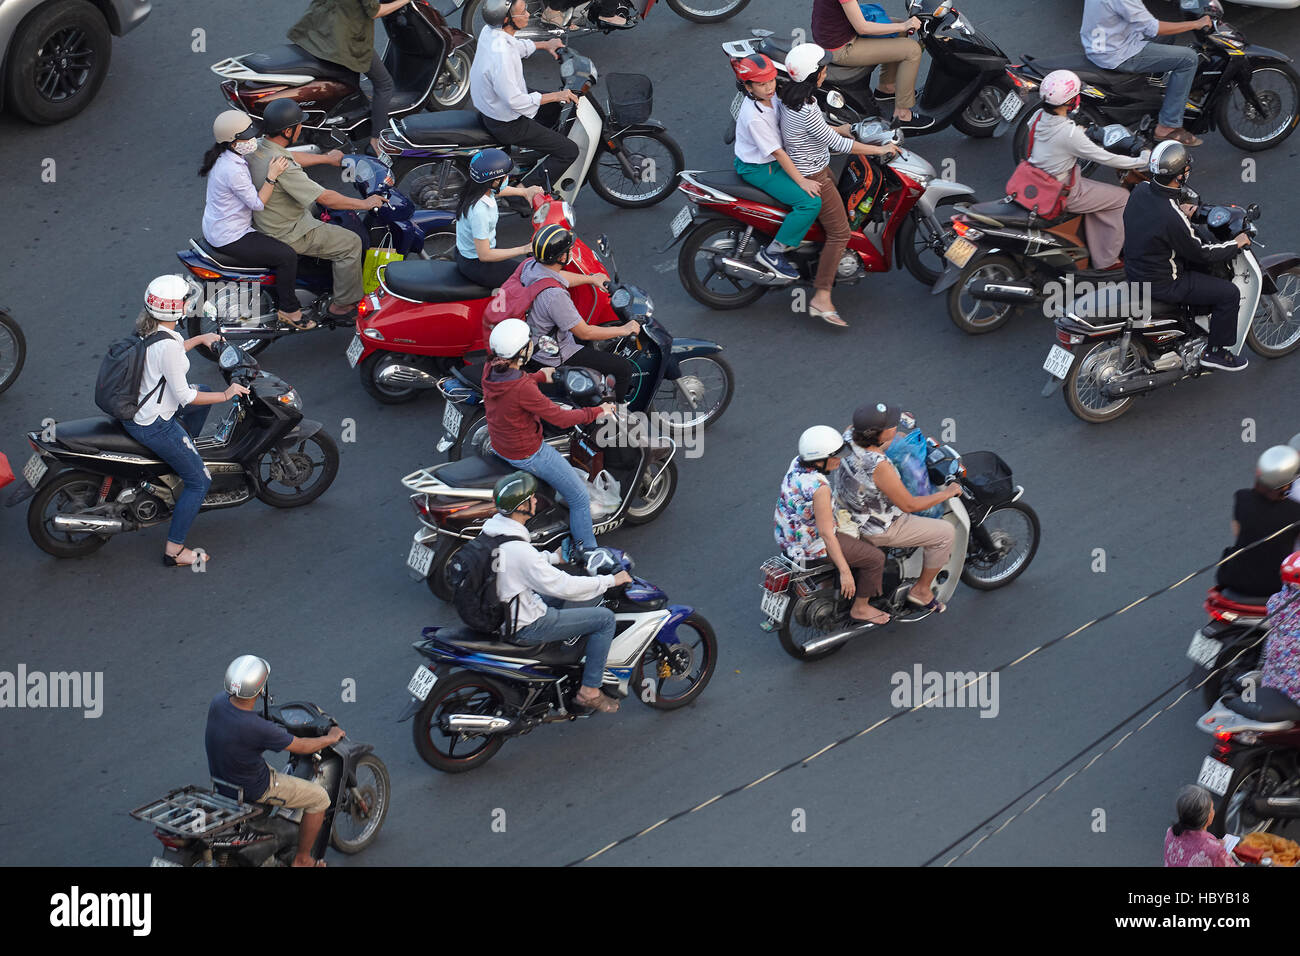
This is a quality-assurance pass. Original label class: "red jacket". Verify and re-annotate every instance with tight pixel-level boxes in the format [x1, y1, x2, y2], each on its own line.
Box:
[482, 365, 602, 461]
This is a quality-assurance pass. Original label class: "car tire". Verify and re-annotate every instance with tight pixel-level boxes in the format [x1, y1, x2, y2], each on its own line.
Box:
[5, 0, 113, 125]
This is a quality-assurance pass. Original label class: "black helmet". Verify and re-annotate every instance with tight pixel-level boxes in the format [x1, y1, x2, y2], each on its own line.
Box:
[469, 148, 513, 185]
[481, 0, 516, 28]
[493, 471, 537, 515]
[262, 99, 306, 137]
[1149, 140, 1192, 187]
[532, 223, 574, 265]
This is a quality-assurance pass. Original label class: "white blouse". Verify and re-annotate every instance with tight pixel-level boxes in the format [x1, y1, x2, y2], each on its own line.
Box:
[133, 327, 199, 426]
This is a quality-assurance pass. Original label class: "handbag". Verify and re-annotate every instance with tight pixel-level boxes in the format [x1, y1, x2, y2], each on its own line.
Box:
[363, 238, 404, 295]
[1004, 114, 1076, 220]
[886, 429, 943, 519]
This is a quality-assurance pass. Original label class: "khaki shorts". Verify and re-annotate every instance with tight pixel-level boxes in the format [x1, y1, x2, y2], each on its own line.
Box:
[257, 765, 331, 814]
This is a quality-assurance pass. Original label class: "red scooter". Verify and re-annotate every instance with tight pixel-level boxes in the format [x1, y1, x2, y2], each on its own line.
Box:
[346, 193, 620, 403]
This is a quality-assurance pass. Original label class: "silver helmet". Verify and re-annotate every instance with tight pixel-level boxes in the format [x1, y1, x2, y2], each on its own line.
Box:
[481, 0, 517, 27]
[224, 655, 270, 699]
[1256, 445, 1300, 490]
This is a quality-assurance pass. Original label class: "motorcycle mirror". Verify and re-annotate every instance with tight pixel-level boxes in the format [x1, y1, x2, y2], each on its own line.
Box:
[219, 345, 242, 369]
[596, 234, 610, 256]
[751, 28, 773, 38]
[899, 411, 917, 430]
[1246, 202, 1262, 222]
[1101, 124, 1127, 148]
[826, 90, 845, 110]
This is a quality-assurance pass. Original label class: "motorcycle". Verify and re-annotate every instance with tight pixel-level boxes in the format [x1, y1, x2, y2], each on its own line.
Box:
[181, 154, 456, 362]
[377, 46, 683, 210]
[758, 414, 1040, 661]
[0, 308, 24, 396]
[1187, 585, 1272, 708]
[456, 0, 752, 41]
[8, 341, 339, 558]
[667, 120, 976, 302]
[212, 0, 475, 151]
[1042, 202, 1300, 423]
[1001, 0, 1300, 155]
[398, 547, 717, 773]
[132, 700, 389, 865]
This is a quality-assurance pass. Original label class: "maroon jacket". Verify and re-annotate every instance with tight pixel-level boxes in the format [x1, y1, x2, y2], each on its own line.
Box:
[482, 365, 602, 461]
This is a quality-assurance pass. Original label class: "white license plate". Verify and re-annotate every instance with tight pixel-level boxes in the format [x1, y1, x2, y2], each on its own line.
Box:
[23, 453, 48, 488]
[944, 237, 977, 268]
[669, 205, 693, 239]
[376, 150, 393, 168]
[442, 402, 463, 436]
[407, 540, 436, 579]
[1198, 755, 1234, 796]
[1187, 630, 1223, 669]
[760, 589, 790, 622]
[407, 666, 437, 701]
[345, 335, 365, 368]
[1043, 344, 1074, 379]
[150, 856, 182, 867]
[1000, 91, 1024, 121]
[729, 91, 744, 120]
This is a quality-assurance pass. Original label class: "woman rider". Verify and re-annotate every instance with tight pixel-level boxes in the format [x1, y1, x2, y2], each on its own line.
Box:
[455, 148, 543, 290]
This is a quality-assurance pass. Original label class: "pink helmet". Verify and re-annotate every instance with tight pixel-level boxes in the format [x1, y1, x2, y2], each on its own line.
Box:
[1040, 70, 1082, 107]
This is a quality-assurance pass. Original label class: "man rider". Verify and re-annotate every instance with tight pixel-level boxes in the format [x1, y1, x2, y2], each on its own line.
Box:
[471, 0, 580, 188]
[483, 471, 633, 713]
[205, 655, 345, 867]
[1217, 446, 1300, 597]
[1122, 140, 1251, 372]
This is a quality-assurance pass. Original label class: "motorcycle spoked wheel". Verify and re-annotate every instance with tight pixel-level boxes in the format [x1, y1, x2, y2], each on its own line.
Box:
[400, 160, 470, 213]
[27, 470, 112, 558]
[1063, 339, 1141, 424]
[960, 502, 1040, 590]
[897, 195, 965, 287]
[953, 78, 1015, 139]
[329, 753, 391, 853]
[1211, 753, 1288, 839]
[652, 355, 735, 432]
[631, 613, 718, 710]
[255, 433, 340, 508]
[0, 310, 26, 396]
[1247, 269, 1300, 357]
[777, 584, 850, 662]
[430, 47, 473, 110]
[665, 0, 753, 23]
[1216, 63, 1300, 153]
[677, 219, 770, 310]
[427, 537, 463, 602]
[413, 671, 511, 773]
[624, 457, 678, 525]
[359, 351, 424, 404]
[186, 286, 275, 363]
[586, 131, 685, 209]
[947, 254, 1023, 334]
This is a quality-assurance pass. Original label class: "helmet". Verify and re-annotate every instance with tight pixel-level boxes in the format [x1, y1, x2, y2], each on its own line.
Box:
[224, 655, 270, 699]
[786, 43, 831, 83]
[489, 317, 532, 360]
[1040, 70, 1082, 107]
[493, 470, 537, 515]
[144, 274, 195, 321]
[532, 223, 574, 264]
[731, 53, 777, 84]
[798, 425, 849, 464]
[1289, 432, 1300, 453]
[481, 0, 516, 27]
[213, 110, 258, 144]
[468, 148, 513, 185]
[1282, 552, 1300, 588]
[1149, 140, 1192, 187]
[1256, 445, 1300, 490]
[261, 98, 305, 137]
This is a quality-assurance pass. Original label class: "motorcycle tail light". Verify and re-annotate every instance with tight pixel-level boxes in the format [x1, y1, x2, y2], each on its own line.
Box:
[356, 297, 372, 320]
[1056, 330, 1082, 347]
[1213, 741, 1231, 756]
[154, 831, 186, 849]
[410, 496, 431, 520]
[951, 220, 981, 240]
[1213, 728, 1232, 742]
[427, 500, 494, 522]
[760, 557, 791, 594]
[190, 267, 223, 280]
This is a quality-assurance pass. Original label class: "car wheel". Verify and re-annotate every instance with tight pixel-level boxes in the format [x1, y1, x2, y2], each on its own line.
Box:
[5, 0, 113, 124]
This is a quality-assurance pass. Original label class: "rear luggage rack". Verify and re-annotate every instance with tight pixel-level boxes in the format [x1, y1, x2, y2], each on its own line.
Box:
[211, 56, 313, 85]
[130, 785, 261, 837]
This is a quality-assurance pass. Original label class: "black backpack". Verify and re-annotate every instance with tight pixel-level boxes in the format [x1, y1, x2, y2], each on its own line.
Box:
[94, 330, 172, 420]
[447, 534, 520, 637]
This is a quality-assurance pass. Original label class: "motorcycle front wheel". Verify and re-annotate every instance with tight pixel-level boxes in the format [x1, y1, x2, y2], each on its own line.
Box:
[587, 130, 684, 208]
[961, 502, 1040, 590]
[897, 195, 964, 287]
[1211, 753, 1285, 839]
[330, 753, 390, 853]
[678, 219, 769, 310]
[947, 253, 1021, 334]
[255, 433, 340, 508]
[624, 457, 677, 525]
[1216, 64, 1300, 152]
[1063, 339, 1140, 424]
[0, 310, 26, 396]
[1246, 269, 1300, 357]
[664, 0, 752, 23]
[632, 613, 717, 710]
[413, 671, 510, 773]
[654, 355, 735, 432]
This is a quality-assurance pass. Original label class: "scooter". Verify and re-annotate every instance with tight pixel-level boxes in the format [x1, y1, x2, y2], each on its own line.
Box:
[1187, 585, 1272, 708]
[8, 341, 338, 558]
[759, 414, 1040, 661]
[398, 546, 717, 773]
[376, 46, 682, 211]
[212, 0, 475, 151]
[456, 0, 752, 42]
[0, 308, 24, 396]
[132, 700, 389, 865]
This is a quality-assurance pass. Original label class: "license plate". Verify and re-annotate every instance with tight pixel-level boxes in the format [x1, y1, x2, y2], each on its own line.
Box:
[1187, 630, 1223, 669]
[345, 335, 364, 368]
[944, 237, 977, 268]
[376, 150, 393, 168]
[729, 91, 744, 120]
[999, 91, 1024, 121]
[760, 589, 790, 622]
[1042, 344, 1074, 379]
[1197, 755, 1234, 796]
[407, 666, 437, 701]
[407, 539, 436, 579]
[150, 856, 182, 867]
[669, 205, 693, 239]
[442, 402, 463, 436]
[23, 453, 48, 488]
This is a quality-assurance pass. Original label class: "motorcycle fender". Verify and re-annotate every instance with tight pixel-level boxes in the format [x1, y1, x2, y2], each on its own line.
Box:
[447, 27, 474, 50]
[276, 420, 323, 448]
[1040, 375, 1065, 397]
[936, 499, 971, 606]
[916, 180, 975, 218]
[654, 605, 696, 645]
[396, 696, 421, 722]
[5, 458, 59, 507]
[557, 98, 603, 205]
[613, 119, 668, 135]
[666, 338, 723, 378]
[932, 261, 963, 295]
[1242, 45, 1294, 66]
[1261, 252, 1300, 294]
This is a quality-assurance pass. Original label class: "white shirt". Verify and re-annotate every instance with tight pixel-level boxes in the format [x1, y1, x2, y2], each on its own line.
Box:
[470, 25, 542, 122]
[734, 96, 783, 166]
[202, 150, 263, 248]
[134, 327, 199, 426]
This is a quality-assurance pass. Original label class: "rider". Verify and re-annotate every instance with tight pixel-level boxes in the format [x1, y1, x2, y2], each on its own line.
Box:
[456, 148, 543, 290]
[481, 471, 633, 713]
[1216, 446, 1300, 597]
[205, 655, 345, 867]
[775, 426, 890, 625]
[1080, 0, 1213, 147]
[1122, 141, 1252, 373]
[731, 53, 822, 282]
[484, 318, 616, 553]
[1260, 552, 1300, 708]
[470, 0, 578, 188]
[1027, 70, 1149, 270]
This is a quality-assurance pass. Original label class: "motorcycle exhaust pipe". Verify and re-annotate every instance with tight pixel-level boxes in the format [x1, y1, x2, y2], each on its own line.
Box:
[51, 515, 126, 534]
[800, 623, 876, 655]
[1250, 795, 1300, 818]
[444, 714, 516, 734]
[967, 280, 1041, 304]
[717, 257, 790, 287]
[1100, 366, 1184, 400]
[375, 363, 442, 389]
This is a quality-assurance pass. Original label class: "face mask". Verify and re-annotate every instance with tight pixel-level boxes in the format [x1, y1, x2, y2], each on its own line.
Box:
[232, 139, 257, 156]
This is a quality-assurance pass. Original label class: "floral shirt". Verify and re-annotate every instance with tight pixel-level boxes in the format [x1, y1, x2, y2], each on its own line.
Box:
[1163, 828, 1234, 867]
[774, 457, 830, 560]
[833, 434, 902, 536]
[1261, 584, 1300, 704]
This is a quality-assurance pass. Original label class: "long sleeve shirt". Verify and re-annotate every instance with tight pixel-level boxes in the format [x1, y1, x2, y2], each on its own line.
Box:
[202, 150, 264, 248]
[777, 99, 855, 176]
[1122, 181, 1240, 284]
[1027, 112, 1149, 183]
[133, 327, 199, 426]
[1081, 0, 1159, 70]
[470, 25, 541, 122]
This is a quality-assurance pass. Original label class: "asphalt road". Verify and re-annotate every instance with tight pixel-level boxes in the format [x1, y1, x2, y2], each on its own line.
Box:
[1, 0, 1297, 867]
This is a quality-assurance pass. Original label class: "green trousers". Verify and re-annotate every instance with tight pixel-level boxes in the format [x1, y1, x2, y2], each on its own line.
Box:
[733, 157, 822, 248]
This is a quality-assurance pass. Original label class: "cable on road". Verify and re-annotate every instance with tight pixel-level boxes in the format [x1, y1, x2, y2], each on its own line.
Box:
[565, 519, 1300, 866]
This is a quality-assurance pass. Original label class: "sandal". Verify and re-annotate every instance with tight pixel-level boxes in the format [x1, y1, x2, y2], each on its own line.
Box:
[279, 312, 318, 331]
[851, 609, 891, 626]
[905, 592, 946, 614]
[574, 690, 619, 713]
[163, 547, 206, 567]
[809, 306, 849, 328]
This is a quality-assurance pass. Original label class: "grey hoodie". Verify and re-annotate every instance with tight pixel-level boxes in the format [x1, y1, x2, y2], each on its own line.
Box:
[1027, 111, 1149, 182]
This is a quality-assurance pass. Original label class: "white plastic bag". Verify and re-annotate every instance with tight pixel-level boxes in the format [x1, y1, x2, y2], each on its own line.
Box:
[556, 466, 622, 519]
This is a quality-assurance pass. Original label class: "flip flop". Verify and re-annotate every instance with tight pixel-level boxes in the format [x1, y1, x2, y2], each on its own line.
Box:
[279, 313, 318, 331]
[809, 307, 849, 328]
[905, 594, 946, 614]
[850, 611, 891, 627]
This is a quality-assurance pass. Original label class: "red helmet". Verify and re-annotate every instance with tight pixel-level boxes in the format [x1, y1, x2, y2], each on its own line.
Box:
[731, 53, 777, 84]
[1282, 551, 1300, 588]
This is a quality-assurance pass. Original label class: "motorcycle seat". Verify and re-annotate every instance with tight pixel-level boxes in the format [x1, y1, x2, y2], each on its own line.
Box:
[432, 624, 587, 664]
[193, 238, 267, 273]
[381, 259, 493, 303]
[966, 198, 1073, 227]
[757, 36, 870, 83]
[695, 170, 790, 211]
[1070, 283, 1185, 321]
[452, 360, 487, 390]
[1220, 588, 1273, 607]
[242, 44, 357, 83]
[396, 110, 497, 147]
[1224, 687, 1300, 725]
[53, 417, 156, 456]
[1023, 53, 1144, 86]
[434, 453, 517, 489]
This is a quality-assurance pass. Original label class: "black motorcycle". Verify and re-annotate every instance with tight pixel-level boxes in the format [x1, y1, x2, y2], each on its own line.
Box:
[132, 700, 389, 866]
[1003, 0, 1300, 156]
[0, 308, 24, 396]
[9, 342, 339, 558]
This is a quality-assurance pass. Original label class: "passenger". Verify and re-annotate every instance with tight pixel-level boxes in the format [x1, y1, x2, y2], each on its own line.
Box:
[455, 148, 543, 290]
[1259, 552, 1300, 707]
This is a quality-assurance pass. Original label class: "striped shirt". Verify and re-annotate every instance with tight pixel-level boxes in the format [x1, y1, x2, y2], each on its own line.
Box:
[777, 99, 856, 176]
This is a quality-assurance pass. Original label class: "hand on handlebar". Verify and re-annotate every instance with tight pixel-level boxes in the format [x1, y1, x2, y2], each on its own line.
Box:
[597, 402, 618, 418]
[622, 320, 642, 336]
[1236, 232, 1251, 248]
[538, 38, 566, 58]
[327, 725, 346, 744]
[613, 570, 633, 586]
[1195, 14, 1214, 32]
[903, 16, 922, 33]
[539, 366, 556, 382]
[365, 194, 386, 210]
[224, 383, 251, 401]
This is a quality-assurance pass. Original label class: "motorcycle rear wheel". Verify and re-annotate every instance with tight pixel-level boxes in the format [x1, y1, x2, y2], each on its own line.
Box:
[413, 671, 509, 773]
[27, 470, 110, 558]
[401, 160, 470, 213]
[448, 410, 491, 462]
[1247, 271, 1300, 357]
[1202, 630, 1267, 710]
[359, 351, 423, 404]
[777, 585, 848, 662]
[0, 310, 26, 396]
[330, 753, 390, 853]
[947, 254, 1021, 334]
[1216, 63, 1300, 153]
[678, 219, 769, 310]
[665, 0, 752, 23]
[1063, 339, 1139, 424]
[587, 131, 684, 208]
[632, 613, 718, 710]
[961, 502, 1040, 590]
[255, 432, 340, 508]
[427, 537, 463, 602]
[953, 79, 1014, 139]
[186, 289, 273, 363]
[1211, 753, 1284, 839]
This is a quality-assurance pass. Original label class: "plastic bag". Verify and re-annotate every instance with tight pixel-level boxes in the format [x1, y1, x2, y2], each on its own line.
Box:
[886, 429, 943, 518]
[363, 245, 404, 294]
[556, 466, 623, 519]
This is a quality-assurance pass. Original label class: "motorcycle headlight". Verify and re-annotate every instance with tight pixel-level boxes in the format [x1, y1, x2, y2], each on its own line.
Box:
[642, 295, 653, 318]
[561, 201, 575, 227]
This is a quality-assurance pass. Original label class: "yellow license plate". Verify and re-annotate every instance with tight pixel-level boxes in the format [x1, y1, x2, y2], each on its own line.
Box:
[945, 237, 977, 268]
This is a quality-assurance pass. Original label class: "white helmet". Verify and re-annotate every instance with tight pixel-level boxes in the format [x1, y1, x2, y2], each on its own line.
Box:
[1257, 445, 1300, 490]
[1040, 70, 1082, 107]
[224, 655, 270, 699]
[144, 274, 195, 321]
[213, 109, 257, 144]
[798, 425, 848, 464]
[786, 43, 831, 84]
[489, 317, 532, 360]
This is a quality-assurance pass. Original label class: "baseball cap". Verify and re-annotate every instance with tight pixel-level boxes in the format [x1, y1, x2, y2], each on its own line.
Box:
[853, 402, 901, 432]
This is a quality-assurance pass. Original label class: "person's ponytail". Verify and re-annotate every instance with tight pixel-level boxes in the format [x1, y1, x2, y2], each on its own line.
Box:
[134, 308, 160, 338]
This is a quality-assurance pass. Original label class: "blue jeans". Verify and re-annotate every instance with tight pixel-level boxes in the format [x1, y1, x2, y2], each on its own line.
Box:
[122, 386, 213, 546]
[501, 440, 597, 551]
[514, 603, 617, 689]
[1118, 42, 1199, 130]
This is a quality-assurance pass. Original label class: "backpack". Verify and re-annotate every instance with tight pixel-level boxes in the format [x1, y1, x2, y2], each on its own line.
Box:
[94, 330, 172, 420]
[446, 534, 520, 637]
[481, 259, 566, 346]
